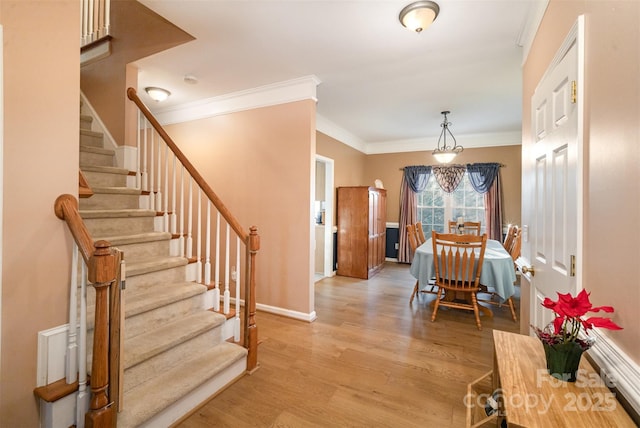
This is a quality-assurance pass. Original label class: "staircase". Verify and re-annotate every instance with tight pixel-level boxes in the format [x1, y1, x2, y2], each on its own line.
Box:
[79, 105, 248, 427]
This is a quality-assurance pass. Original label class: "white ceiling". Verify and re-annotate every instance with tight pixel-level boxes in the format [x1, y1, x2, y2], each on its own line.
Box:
[135, 0, 544, 153]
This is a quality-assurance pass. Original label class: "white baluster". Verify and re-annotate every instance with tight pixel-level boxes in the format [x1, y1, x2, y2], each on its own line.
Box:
[149, 129, 155, 211]
[234, 237, 241, 341]
[76, 261, 88, 428]
[136, 111, 141, 189]
[155, 132, 162, 211]
[66, 244, 78, 383]
[224, 224, 230, 314]
[213, 212, 220, 311]
[204, 201, 211, 286]
[186, 177, 193, 259]
[171, 154, 177, 234]
[196, 190, 202, 283]
[141, 117, 148, 192]
[163, 144, 169, 232]
[87, 0, 94, 42]
[104, 0, 111, 36]
[179, 166, 185, 257]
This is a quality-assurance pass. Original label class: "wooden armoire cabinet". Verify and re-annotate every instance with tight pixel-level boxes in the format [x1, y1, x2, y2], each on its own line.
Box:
[336, 186, 387, 279]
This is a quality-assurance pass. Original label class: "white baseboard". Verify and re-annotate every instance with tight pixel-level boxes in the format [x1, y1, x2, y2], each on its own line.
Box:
[256, 302, 317, 322]
[587, 329, 640, 419]
[37, 325, 69, 386]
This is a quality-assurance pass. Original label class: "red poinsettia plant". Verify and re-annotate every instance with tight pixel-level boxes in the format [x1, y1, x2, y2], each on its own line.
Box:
[533, 289, 623, 351]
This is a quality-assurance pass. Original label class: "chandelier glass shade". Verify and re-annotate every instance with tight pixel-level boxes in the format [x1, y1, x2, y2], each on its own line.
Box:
[432, 111, 463, 164]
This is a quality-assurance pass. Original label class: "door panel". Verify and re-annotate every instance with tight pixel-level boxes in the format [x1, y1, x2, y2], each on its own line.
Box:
[528, 41, 579, 328]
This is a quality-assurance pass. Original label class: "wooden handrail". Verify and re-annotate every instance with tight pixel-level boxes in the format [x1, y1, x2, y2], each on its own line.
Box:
[127, 87, 249, 243]
[54, 194, 117, 426]
[55, 194, 95, 263]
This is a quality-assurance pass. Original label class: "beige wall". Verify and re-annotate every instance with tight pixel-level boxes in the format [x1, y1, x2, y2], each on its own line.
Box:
[1, 1, 80, 426]
[81, 0, 193, 145]
[524, 1, 639, 363]
[164, 100, 316, 315]
[364, 146, 522, 224]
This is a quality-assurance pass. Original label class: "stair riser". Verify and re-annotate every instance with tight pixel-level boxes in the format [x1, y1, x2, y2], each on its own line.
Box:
[80, 116, 93, 131]
[123, 328, 224, 393]
[109, 239, 171, 263]
[83, 216, 156, 237]
[80, 193, 140, 210]
[83, 170, 128, 187]
[126, 265, 189, 292]
[80, 150, 114, 167]
[124, 293, 205, 340]
[80, 131, 103, 148]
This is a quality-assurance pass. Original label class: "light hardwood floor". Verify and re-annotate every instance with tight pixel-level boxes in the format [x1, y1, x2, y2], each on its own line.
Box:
[177, 262, 520, 427]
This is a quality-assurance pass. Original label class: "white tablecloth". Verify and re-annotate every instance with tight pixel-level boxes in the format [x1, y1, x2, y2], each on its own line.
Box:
[409, 238, 517, 301]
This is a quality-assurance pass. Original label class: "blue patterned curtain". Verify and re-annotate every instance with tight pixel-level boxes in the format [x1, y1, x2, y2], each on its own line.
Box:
[403, 165, 432, 193]
[466, 162, 500, 194]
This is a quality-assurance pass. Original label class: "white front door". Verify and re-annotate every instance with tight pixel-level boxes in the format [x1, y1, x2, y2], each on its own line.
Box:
[524, 20, 584, 331]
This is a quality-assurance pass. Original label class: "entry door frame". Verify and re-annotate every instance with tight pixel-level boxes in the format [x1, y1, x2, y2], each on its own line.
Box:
[520, 16, 585, 331]
[315, 154, 335, 278]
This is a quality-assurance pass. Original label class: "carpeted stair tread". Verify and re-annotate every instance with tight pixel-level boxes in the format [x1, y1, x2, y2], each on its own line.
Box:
[95, 231, 171, 246]
[126, 256, 188, 277]
[89, 186, 141, 195]
[81, 165, 130, 175]
[79, 144, 114, 155]
[80, 208, 156, 219]
[118, 342, 247, 428]
[125, 282, 206, 319]
[124, 311, 226, 368]
[80, 128, 103, 138]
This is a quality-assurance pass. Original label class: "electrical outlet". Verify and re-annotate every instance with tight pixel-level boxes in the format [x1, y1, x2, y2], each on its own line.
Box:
[395, 243, 399, 249]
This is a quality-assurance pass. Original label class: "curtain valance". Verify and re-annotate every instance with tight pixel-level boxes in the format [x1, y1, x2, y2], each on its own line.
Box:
[403, 163, 501, 194]
[466, 162, 501, 194]
[403, 165, 432, 193]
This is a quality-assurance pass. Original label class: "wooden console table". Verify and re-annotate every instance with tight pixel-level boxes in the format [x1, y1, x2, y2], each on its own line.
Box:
[490, 330, 635, 427]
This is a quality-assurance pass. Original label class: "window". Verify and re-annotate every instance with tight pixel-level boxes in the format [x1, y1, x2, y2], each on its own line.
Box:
[417, 173, 485, 235]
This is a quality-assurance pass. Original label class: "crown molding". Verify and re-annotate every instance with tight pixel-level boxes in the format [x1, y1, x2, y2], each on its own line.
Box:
[517, 0, 549, 65]
[316, 114, 367, 153]
[152, 75, 321, 126]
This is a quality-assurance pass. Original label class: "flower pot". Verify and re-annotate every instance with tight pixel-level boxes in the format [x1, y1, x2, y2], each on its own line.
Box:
[543, 341, 584, 382]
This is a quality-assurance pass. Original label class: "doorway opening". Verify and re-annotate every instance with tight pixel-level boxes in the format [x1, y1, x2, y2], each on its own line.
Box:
[313, 155, 334, 281]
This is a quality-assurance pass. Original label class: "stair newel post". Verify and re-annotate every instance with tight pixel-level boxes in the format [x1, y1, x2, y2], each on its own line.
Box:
[85, 240, 117, 428]
[246, 226, 260, 372]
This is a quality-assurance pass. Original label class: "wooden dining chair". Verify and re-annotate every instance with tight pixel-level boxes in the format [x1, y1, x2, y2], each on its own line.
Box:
[502, 225, 517, 252]
[415, 222, 426, 245]
[408, 224, 437, 304]
[447, 220, 482, 235]
[431, 231, 487, 330]
[477, 226, 520, 323]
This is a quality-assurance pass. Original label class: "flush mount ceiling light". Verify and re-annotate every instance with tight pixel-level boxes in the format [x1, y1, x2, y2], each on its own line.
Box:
[145, 87, 171, 102]
[432, 111, 463, 164]
[399, 1, 440, 33]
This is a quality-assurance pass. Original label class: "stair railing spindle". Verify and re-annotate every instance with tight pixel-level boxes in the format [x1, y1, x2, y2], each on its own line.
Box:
[179, 166, 185, 257]
[149, 128, 155, 211]
[171, 153, 177, 234]
[163, 143, 169, 232]
[204, 201, 211, 286]
[141, 116, 148, 192]
[186, 176, 193, 259]
[196, 189, 202, 283]
[224, 224, 230, 314]
[66, 243, 79, 384]
[213, 212, 220, 311]
[76, 261, 89, 428]
[234, 236, 241, 341]
[155, 130, 162, 212]
[135, 110, 141, 190]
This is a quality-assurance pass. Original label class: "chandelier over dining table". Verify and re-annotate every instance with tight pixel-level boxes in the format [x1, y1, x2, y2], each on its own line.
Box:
[432, 110, 464, 164]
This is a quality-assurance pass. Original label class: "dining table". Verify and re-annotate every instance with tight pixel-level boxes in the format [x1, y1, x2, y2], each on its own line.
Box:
[409, 237, 517, 314]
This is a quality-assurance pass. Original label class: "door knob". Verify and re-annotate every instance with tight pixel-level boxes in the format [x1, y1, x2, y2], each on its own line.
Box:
[521, 265, 535, 276]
